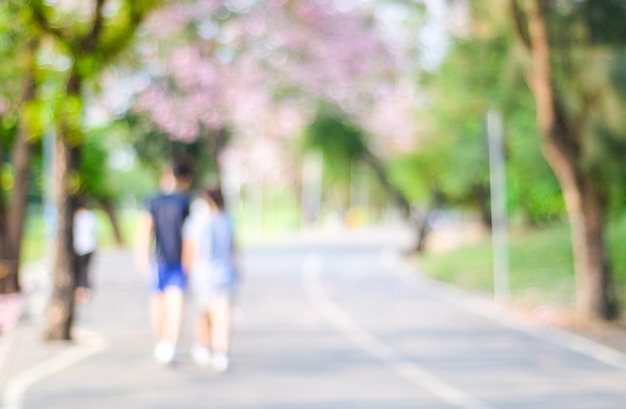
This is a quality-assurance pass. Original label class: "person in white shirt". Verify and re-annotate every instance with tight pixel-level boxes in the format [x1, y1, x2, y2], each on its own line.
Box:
[73, 197, 98, 303]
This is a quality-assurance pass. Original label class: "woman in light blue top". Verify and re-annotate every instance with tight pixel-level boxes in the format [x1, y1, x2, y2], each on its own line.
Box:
[182, 186, 239, 372]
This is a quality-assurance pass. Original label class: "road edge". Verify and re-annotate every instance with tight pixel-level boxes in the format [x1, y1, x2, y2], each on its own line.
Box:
[381, 248, 626, 372]
[0, 327, 107, 409]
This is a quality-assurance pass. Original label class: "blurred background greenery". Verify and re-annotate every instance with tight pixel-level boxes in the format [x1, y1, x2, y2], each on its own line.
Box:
[3, 0, 626, 327]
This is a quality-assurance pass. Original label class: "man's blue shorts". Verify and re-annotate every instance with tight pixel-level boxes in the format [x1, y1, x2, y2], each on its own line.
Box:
[152, 263, 187, 292]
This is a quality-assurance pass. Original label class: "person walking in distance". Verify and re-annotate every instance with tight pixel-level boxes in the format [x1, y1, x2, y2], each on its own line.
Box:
[73, 197, 98, 303]
[136, 162, 193, 366]
[182, 186, 240, 372]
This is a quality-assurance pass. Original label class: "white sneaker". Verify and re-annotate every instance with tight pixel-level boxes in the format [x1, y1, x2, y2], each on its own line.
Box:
[212, 352, 229, 372]
[154, 340, 176, 366]
[191, 345, 212, 367]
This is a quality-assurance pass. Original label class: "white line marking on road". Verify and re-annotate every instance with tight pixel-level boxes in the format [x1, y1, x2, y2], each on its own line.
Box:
[382, 248, 626, 372]
[302, 252, 495, 409]
[1, 328, 107, 409]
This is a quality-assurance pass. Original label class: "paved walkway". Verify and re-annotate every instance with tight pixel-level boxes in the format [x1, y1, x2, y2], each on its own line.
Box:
[0, 226, 413, 405]
[2, 226, 626, 409]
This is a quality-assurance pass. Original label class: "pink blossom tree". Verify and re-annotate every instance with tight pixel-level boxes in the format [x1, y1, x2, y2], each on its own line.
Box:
[131, 0, 418, 187]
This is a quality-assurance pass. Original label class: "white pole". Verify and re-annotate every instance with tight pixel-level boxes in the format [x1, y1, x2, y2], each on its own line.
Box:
[302, 152, 322, 228]
[487, 110, 510, 303]
[43, 130, 56, 257]
[350, 159, 357, 211]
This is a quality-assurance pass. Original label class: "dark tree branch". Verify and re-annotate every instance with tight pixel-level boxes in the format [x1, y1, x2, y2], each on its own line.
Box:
[511, 0, 532, 50]
[80, 0, 106, 53]
[0, 127, 5, 222]
[96, 2, 149, 61]
[551, 95, 580, 161]
[361, 151, 411, 217]
[31, 3, 72, 49]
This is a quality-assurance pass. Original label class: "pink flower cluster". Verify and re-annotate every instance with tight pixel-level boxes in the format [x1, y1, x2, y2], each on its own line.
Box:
[130, 0, 421, 180]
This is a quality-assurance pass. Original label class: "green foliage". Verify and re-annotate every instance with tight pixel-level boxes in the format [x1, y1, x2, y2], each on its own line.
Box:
[578, 1, 626, 46]
[505, 96, 565, 223]
[302, 106, 368, 187]
[387, 154, 431, 204]
[0, 1, 33, 106]
[77, 123, 158, 204]
[1, 163, 14, 192]
[0, 115, 18, 147]
[546, 3, 626, 220]
[120, 112, 224, 187]
[387, 140, 449, 205]
[414, 30, 505, 214]
[304, 109, 367, 161]
[20, 100, 47, 141]
[119, 112, 170, 172]
[97, 1, 163, 61]
[58, 95, 83, 144]
[611, 52, 626, 101]
[79, 130, 110, 199]
[413, 1, 566, 223]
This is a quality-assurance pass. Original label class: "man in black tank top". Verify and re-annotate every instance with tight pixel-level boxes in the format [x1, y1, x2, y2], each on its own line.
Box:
[136, 162, 193, 365]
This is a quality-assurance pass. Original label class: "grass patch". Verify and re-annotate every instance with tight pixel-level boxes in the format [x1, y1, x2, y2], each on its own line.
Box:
[416, 217, 626, 311]
[233, 188, 301, 244]
[21, 207, 141, 264]
[20, 196, 302, 264]
[21, 214, 47, 263]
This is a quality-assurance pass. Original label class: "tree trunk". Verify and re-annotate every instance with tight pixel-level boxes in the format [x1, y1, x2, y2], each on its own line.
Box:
[5, 126, 36, 285]
[571, 181, 612, 319]
[472, 184, 492, 230]
[410, 207, 431, 254]
[543, 140, 612, 319]
[0, 129, 36, 295]
[0, 224, 18, 296]
[0, 128, 13, 295]
[525, 0, 612, 320]
[361, 152, 411, 218]
[43, 136, 80, 340]
[0, 43, 37, 295]
[43, 75, 82, 341]
[99, 197, 124, 246]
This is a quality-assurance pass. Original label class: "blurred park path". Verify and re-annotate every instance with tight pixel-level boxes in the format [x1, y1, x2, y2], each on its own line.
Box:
[2, 224, 626, 409]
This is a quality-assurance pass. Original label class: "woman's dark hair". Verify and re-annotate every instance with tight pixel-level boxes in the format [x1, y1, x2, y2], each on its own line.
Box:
[206, 186, 225, 210]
